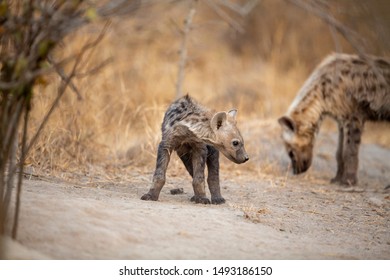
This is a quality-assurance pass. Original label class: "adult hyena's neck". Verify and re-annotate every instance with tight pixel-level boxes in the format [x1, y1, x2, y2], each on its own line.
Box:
[287, 76, 325, 137]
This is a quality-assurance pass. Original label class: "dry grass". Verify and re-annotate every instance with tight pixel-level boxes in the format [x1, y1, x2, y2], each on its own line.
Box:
[230, 203, 269, 224]
[25, 1, 390, 180]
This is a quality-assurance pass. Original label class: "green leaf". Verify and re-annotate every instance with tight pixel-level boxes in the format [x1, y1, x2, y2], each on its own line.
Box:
[0, 2, 7, 17]
[38, 41, 50, 58]
[85, 7, 98, 21]
[14, 56, 28, 77]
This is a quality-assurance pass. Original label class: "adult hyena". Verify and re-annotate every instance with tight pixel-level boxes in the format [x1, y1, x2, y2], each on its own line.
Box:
[278, 53, 390, 185]
[141, 95, 249, 204]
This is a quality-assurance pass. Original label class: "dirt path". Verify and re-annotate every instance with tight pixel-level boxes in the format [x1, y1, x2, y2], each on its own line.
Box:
[2, 121, 390, 259]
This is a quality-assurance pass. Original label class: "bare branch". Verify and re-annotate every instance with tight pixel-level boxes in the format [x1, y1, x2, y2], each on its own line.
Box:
[217, 0, 260, 16]
[0, 0, 124, 238]
[48, 56, 83, 101]
[286, 0, 366, 55]
[328, 24, 342, 53]
[205, 0, 245, 33]
[97, 0, 142, 17]
[176, 0, 197, 98]
[75, 57, 114, 79]
[12, 99, 29, 239]
[24, 23, 109, 159]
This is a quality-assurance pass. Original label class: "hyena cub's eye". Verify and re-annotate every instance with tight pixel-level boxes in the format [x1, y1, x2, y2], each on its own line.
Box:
[232, 140, 240, 147]
[288, 150, 294, 160]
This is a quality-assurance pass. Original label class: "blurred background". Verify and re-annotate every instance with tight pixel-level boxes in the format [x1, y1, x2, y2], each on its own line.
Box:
[27, 0, 390, 178]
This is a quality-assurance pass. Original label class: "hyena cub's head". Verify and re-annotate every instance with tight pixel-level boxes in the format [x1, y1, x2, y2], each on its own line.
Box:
[209, 110, 249, 164]
[278, 116, 314, 174]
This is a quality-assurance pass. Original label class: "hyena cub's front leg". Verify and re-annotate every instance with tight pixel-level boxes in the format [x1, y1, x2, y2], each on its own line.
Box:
[335, 117, 364, 186]
[206, 146, 225, 204]
[141, 142, 171, 201]
[189, 146, 210, 204]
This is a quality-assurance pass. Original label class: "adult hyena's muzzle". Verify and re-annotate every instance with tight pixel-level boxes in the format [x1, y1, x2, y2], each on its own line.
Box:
[292, 156, 311, 174]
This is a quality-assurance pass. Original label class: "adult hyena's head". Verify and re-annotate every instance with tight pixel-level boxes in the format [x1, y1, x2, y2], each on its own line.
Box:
[209, 110, 249, 164]
[278, 116, 314, 174]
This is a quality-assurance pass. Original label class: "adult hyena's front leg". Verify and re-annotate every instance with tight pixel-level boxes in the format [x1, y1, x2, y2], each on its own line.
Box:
[339, 117, 364, 186]
[190, 146, 210, 204]
[141, 141, 171, 201]
[331, 123, 345, 184]
[206, 146, 225, 204]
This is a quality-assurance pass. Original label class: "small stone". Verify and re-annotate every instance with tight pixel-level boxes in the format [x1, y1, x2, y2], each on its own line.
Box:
[170, 188, 184, 195]
[368, 197, 383, 207]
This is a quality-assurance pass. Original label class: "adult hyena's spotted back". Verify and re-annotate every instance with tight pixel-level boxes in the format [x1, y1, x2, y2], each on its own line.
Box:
[286, 54, 390, 125]
[351, 56, 390, 120]
[317, 54, 390, 120]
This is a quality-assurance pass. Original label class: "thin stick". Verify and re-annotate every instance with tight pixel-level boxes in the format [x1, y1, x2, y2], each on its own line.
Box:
[12, 100, 29, 239]
[217, 0, 259, 16]
[205, 0, 245, 33]
[175, 0, 197, 98]
[25, 24, 109, 157]
[48, 56, 83, 101]
[287, 0, 366, 55]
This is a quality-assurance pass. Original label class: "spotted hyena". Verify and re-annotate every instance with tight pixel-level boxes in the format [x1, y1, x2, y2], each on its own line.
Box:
[278, 53, 390, 185]
[141, 95, 249, 204]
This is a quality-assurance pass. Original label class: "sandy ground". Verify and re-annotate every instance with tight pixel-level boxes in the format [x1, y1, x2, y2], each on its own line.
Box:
[2, 121, 389, 259]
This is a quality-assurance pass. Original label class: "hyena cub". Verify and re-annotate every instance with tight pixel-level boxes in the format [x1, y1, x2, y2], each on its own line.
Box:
[278, 53, 389, 185]
[141, 95, 249, 204]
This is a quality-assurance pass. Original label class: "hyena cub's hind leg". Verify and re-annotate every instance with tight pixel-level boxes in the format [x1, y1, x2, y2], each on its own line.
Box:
[177, 145, 210, 204]
[141, 141, 171, 201]
[178, 145, 225, 204]
[189, 146, 211, 204]
[333, 117, 364, 186]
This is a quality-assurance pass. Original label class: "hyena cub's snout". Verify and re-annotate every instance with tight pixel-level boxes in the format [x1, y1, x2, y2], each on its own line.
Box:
[211, 109, 249, 164]
[220, 140, 249, 164]
[237, 147, 250, 164]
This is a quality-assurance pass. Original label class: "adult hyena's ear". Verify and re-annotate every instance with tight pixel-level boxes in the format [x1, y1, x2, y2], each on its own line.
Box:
[278, 116, 296, 132]
[211, 111, 227, 132]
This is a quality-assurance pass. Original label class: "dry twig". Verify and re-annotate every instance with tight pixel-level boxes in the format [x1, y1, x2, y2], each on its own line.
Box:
[175, 0, 198, 98]
[287, 0, 366, 55]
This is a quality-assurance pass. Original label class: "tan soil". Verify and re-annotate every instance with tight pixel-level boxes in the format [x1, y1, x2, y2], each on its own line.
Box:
[2, 121, 389, 259]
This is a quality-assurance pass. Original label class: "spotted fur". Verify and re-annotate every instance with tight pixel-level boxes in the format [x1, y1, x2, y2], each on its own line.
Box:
[278, 53, 390, 185]
[141, 95, 249, 204]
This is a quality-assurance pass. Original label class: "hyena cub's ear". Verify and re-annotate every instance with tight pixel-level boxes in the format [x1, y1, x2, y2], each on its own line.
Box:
[278, 116, 296, 132]
[227, 109, 237, 123]
[211, 111, 227, 132]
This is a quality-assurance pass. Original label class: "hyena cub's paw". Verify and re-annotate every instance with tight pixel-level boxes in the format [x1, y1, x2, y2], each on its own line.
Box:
[190, 196, 211, 204]
[141, 193, 158, 201]
[211, 196, 226, 205]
